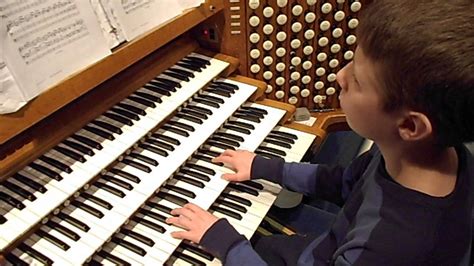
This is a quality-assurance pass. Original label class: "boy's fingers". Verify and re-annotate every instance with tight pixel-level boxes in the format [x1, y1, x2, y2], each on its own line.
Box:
[221, 173, 240, 181]
[212, 155, 233, 164]
[170, 230, 190, 240]
[221, 149, 237, 157]
[183, 203, 203, 213]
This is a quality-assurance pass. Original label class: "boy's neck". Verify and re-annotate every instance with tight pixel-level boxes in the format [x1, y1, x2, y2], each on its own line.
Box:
[378, 141, 459, 197]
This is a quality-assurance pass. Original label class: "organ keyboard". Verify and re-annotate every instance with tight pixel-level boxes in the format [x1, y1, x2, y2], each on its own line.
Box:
[0, 2, 348, 265]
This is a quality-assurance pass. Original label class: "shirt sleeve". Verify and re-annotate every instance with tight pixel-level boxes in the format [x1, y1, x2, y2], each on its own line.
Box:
[200, 218, 267, 265]
[250, 148, 377, 206]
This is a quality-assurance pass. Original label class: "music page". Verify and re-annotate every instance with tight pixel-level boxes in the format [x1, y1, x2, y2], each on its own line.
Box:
[0, 0, 111, 102]
[107, 0, 205, 41]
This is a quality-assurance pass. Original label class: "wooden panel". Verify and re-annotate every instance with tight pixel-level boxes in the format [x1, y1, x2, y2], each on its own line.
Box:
[0, 0, 224, 146]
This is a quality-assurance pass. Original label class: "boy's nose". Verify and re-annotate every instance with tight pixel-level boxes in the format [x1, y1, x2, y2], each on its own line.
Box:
[336, 64, 349, 91]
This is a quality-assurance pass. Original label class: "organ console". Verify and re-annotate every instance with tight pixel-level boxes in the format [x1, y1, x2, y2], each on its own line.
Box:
[0, 0, 353, 265]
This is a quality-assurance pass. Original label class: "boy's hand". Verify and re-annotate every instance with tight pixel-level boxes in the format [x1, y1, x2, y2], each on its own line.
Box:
[212, 149, 256, 182]
[166, 203, 219, 244]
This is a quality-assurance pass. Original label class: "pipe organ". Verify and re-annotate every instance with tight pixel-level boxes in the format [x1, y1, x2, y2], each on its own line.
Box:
[0, 0, 357, 264]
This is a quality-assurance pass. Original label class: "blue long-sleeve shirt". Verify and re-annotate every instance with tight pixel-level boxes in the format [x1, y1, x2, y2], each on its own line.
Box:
[200, 145, 473, 265]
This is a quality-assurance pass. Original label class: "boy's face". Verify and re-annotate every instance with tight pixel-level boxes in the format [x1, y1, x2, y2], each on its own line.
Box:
[336, 47, 399, 142]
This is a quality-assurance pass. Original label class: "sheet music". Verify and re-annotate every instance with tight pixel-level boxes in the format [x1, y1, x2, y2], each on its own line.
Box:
[0, 0, 111, 103]
[108, 0, 205, 41]
[89, 0, 126, 49]
[0, 61, 26, 114]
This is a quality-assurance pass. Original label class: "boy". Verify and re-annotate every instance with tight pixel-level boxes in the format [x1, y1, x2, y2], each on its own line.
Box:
[166, 0, 474, 264]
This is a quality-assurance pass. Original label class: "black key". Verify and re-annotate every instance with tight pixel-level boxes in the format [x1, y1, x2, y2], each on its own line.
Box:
[13, 173, 47, 193]
[46, 220, 80, 241]
[84, 125, 115, 140]
[82, 192, 113, 210]
[134, 91, 162, 103]
[193, 97, 220, 108]
[104, 112, 133, 126]
[121, 158, 152, 173]
[138, 143, 169, 157]
[241, 106, 268, 115]
[0, 215, 6, 224]
[111, 107, 140, 121]
[257, 146, 287, 156]
[63, 139, 95, 155]
[233, 113, 261, 123]
[215, 132, 244, 142]
[36, 229, 70, 251]
[227, 120, 255, 130]
[223, 124, 251, 135]
[60, 134, 99, 151]
[57, 212, 90, 232]
[186, 56, 211, 66]
[181, 108, 209, 120]
[143, 84, 172, 96]
[30, 162, 62, 181]
[209, 83, 235, 94]
[131, 216, 166, 233]
[110, 169, 141, 183]
[206, 87, 231, 98]
[39, 155, 72, 174]
[148, 80, 177, 92]
[221, 192, 252, 206]
[176, 61, 202, 72]
[94, 181, 126, 198]
[3, 181, 36, 201]
[199, 93, 225, 104]
[71, 200, 104, 218]
[236, 109, 265, 120]
[120, 228, 155, 247]
[210, 136, 240, 147]
[266, 133, 296, 144]
[180, 169, 210, 182]
[18, 243, 53, 265]
[155, 191, 188, 206]
[185, 163, 215, 176]
[169, 67, 195, 78]
[139, 208, 167, 223]
[128, 95, 156, 108]
[228, 183, 259, 196]
[162, 125, 189, 137]
[153, 77, 182, 89]
[91, 120, 122, 135]
[101, 175, 133, 191]
[194, 154, 223, 167]
[5, 253, 28, 266]
[181, 58, 207, 69]
[164, 70, 190, 81]
[174, 174, 205, 188]
[112, 236, 146, 256]
[181, 241, 215, 261]
[242, 180, 264, 190]
[97, 250, 131, 266]
[197, 148, 220, 158]
[117, 102, 146, 116]
[145, 138, 175, 151]
[210, 205, 242, 220]
[163, 184, 196, 199]
[128, 153, 158, 166]
[206, 140, 235, 150]
[255, 150, 282, 160]
[0, 191, 25, 209]
[172, 250, 206, 266]
[53, 146, 86, 163]
[215, 198, 247, 213]
[212, 81, 239, 91]
[175, 113, 203, 124]
[264, 139, 292, 149]
[168, 120, 195, 132]
[186, 105, 213, 115]
[270, 130, 298, 140]
[148, 134, 175, 146]
[145, 201, 172, 215]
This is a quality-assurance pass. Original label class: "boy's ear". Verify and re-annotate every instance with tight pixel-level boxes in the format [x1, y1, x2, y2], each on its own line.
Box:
[397, 111, 433, 141]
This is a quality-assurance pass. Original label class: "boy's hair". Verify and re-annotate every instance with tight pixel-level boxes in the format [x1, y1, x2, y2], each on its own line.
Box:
[357, 0, 474, 147]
